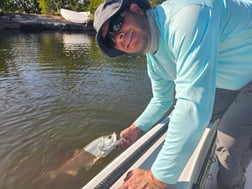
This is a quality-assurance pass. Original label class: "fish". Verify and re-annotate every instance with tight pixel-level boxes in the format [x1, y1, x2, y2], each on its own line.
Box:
[84, 132, 122, 159]
[47, 132, 122, 180]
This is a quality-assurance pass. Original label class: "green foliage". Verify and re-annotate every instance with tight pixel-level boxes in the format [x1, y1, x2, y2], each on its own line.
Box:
[37, 0, 48, 14]
[0, 0, 89, 14]
[150, 0, 166, 7]
[37, 0, 62, 14]
[87, 0, 103, 14]
[0, 0, 166, 15]
[0, 0, 5, 10]
[1, 0, 40, 13]
[0, 0, 7, 12]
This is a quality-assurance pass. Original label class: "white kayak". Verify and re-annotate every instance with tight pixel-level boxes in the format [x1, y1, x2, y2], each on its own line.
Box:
[60, 8, 90, 24]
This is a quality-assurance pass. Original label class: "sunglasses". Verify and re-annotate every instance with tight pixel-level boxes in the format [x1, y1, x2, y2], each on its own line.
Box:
[104, 14, 124, 48]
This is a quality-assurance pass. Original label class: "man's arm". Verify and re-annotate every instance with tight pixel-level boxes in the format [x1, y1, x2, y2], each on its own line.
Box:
[152, 4, 219, 184]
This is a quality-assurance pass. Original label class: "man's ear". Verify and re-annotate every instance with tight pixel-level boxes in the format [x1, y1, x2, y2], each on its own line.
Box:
[129, 3, 144, 15]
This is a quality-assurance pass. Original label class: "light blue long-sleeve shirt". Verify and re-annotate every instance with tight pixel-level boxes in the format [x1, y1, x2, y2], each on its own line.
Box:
[134, 0, 252, 184]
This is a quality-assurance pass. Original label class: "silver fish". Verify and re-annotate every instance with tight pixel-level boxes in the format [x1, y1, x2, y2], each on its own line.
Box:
[84, 132, 122, 159]
[47, 132, 121, 180]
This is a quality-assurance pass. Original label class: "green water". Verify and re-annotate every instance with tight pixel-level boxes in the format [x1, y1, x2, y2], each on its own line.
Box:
[0, 31, 151, 189]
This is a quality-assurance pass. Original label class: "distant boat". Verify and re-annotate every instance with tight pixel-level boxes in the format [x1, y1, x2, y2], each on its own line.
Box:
[60, 8, 90, 24]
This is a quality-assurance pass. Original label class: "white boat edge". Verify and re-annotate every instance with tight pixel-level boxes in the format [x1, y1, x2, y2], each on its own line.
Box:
[60, 8, 90, 24]
[82, 118, 252, 189]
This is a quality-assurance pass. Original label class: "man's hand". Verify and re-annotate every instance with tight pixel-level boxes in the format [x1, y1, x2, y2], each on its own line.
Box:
[119, 124, 144, 148]
[118, 169, 166, 189]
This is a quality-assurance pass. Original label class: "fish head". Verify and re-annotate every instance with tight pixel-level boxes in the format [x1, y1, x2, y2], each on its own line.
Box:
[97, 132, 118, 157]
[84, 132, 121, 158]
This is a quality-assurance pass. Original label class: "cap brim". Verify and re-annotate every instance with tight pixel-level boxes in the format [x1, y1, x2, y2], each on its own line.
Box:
[96, 30, 125, 58]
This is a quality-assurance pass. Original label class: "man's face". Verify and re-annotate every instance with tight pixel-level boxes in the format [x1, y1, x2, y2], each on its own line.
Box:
[101, 3, 151, 55]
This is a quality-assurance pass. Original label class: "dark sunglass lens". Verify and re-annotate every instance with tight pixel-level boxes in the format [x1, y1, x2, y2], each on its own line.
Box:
[111, 15, 124, 32]
[104, 14, 124, 48]
[113, 23, 121, 32]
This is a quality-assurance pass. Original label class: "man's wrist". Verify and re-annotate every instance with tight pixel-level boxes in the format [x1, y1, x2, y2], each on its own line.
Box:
[130, 123, 144, 135]
[149, 170, 166, 188]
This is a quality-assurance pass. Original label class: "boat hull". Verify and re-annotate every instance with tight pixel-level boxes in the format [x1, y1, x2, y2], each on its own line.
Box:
[82, 118, 252, 189]
[60, 8, 90, 24]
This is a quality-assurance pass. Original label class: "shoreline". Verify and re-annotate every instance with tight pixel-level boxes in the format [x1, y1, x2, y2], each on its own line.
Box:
[0, 13, 95, 33]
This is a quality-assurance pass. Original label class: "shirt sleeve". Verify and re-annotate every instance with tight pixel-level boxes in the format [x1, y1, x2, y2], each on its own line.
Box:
[134, 58, 174, 132]
[151, 5, 219, 183]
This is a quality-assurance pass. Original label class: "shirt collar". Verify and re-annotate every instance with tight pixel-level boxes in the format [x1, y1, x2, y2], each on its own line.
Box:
[145, 9, 160, 54]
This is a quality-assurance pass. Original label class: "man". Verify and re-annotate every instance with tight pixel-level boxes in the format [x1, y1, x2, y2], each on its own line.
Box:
[93, 0, 252, 188]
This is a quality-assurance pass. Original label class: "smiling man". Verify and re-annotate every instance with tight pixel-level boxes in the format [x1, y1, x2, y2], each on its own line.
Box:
[101, 6, 151, 55]
[93, 0, 252, 189]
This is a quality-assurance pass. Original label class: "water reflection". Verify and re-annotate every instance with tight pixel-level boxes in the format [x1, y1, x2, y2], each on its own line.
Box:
[0, 31, 151, 189]
[62, 33, 91, 49]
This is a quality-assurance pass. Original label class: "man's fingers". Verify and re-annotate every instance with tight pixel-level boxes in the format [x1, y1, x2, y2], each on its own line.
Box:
[124, 170, 132, 182]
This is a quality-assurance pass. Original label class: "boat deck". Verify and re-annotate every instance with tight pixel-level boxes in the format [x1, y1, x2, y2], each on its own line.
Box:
[83, 120, 252, 189]
[205, 158, 252, 189]
[112, 132, 252, 189]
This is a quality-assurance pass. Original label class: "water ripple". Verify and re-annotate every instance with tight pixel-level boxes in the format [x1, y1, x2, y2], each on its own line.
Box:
[0, 32, 151, 189]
